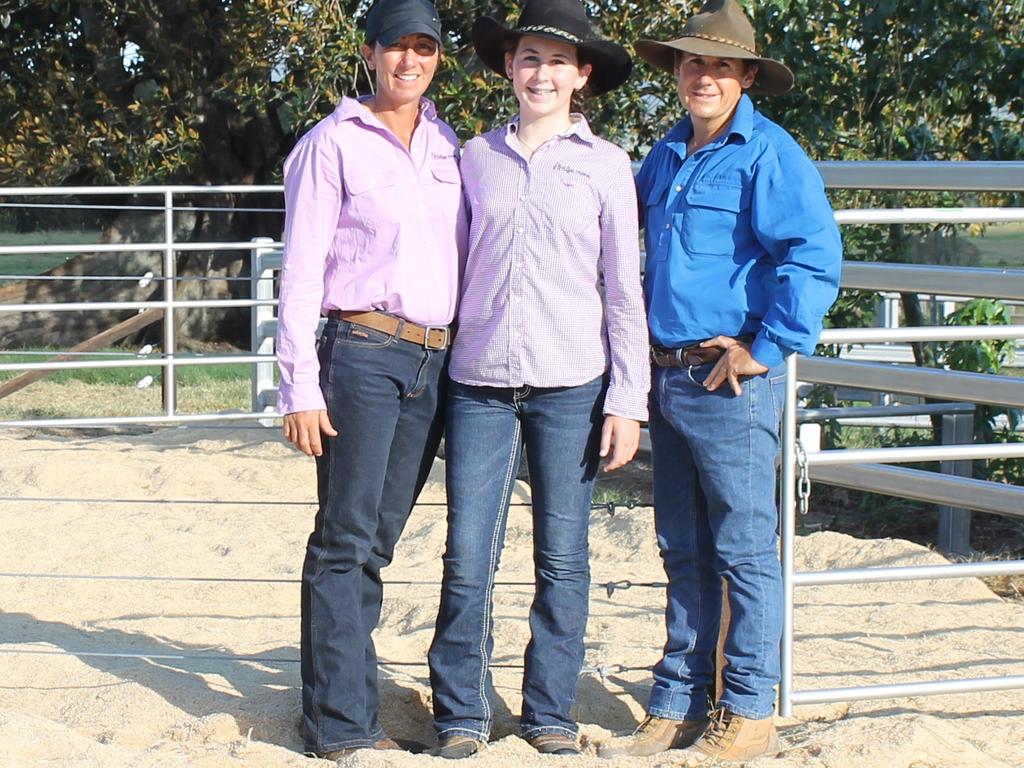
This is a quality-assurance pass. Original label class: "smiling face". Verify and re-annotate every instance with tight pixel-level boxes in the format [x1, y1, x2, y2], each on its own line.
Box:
[675, 52, 757, 139]
[361, 33, 440, 109]
[504, 35, 592, 123]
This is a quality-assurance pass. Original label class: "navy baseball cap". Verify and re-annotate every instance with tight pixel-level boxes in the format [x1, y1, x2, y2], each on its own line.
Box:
[364, 0, 443, 46]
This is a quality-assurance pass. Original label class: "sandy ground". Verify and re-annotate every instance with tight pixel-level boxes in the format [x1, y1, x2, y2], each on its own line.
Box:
[1, 426, 1022, 767]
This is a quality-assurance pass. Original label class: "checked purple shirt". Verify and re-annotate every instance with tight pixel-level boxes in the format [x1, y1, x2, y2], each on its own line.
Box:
[450, 117, 650, 421]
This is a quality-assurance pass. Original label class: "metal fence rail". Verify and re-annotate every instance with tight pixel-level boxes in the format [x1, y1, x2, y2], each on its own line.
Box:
[0, 187, 283, 418]
[779, 324, 1024, 718]
[3, 165, 1024, 718]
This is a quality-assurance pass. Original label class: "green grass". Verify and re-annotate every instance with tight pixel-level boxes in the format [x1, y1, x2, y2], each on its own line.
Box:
[0, 349, 252, 386]
[0, 230, 102, 276]
[0, 349, 255, 418]
[964, 223, 1024, 268]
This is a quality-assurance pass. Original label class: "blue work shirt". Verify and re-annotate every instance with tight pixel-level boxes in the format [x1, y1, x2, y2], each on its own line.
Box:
[638, 95, 843, 367]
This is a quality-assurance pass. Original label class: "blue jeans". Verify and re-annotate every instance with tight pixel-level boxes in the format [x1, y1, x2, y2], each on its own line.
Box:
[647, 361, 786, 721]
[428, 377, 605, 741]
[301, 318, 448, 753]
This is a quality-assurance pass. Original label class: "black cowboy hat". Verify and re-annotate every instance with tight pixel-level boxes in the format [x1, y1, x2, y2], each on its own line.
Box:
[472, 0, 632, 96]
[636, 0, 794, 95]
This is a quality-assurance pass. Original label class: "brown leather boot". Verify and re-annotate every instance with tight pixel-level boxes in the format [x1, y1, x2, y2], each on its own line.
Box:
[596, 715, 709, 758]
[322, 737, 403, 759]
[433, 734, 487, 759]
[677, 708, 780, 763]
[528, 733, 580, 755]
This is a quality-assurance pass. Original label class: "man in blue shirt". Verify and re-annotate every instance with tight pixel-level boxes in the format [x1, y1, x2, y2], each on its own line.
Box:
[598, 0, 841, 763]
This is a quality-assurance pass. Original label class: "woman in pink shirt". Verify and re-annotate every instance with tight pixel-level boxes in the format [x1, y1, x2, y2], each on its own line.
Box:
[274, 0, 466, 758]
[427, 0, 649, 758]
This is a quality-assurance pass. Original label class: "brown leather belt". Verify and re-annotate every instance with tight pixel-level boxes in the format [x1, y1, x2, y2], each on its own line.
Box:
[326, 310, 451, 350]
[651, 344, 725, 368]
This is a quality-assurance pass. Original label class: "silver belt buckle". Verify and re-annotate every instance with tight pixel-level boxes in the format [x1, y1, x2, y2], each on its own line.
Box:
[423, 325, 450, 350]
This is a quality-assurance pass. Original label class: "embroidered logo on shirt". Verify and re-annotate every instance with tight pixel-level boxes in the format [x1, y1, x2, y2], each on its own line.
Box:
[433, 152, 457, 161]
[554, 163, 591, 180]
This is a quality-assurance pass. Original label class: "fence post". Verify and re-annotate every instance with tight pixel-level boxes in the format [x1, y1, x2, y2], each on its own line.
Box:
[162, 189, 177, 416]
[937, 411, 975, 556]
[778, 354, 799, 718]
[250, 237, 278, 426]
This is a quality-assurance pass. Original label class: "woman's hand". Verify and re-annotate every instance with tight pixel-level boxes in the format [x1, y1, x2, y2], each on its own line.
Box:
[283, 410, 338, 457]
[599, 415, 641, 472]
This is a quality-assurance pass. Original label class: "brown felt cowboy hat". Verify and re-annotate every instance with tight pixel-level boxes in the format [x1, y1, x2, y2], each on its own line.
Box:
[635, 0, 794, 95]
[472, 0, 633, 96]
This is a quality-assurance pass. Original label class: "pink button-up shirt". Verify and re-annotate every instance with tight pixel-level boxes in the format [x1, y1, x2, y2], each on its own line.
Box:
[276, 96, 468, 415]
[450, 117, 650, 421]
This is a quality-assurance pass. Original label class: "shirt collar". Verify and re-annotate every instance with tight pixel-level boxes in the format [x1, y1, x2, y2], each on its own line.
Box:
[505, 113, 595, 146]
[666, 93, 754, 156]
[335, 95, 437, 124]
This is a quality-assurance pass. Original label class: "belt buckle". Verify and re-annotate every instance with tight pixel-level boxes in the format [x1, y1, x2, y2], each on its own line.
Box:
[650, 347, 681, 368]
[423, 325, 450, 350]
[680, 346, 702, 366]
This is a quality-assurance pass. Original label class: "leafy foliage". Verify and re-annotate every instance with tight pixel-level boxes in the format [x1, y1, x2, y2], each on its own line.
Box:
[0, 0, 1020, 347]
[3, 0, 1018, 186]
[938, 299, 1023, 485]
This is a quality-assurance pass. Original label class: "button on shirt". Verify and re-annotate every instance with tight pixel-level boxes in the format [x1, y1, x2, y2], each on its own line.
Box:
[450, 117, 650, 421]
[638, 95, 842, 367]
[276, 96, 468, 414]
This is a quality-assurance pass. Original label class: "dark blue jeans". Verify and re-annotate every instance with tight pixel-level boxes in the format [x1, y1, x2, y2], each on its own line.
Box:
[301, 318, 447, 753]
[647, 361, 786, 721]
[428, 378, 605, 741]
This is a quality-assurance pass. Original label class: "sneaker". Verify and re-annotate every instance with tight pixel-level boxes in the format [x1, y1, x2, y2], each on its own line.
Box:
[527, 733, 580, 755]
[596, 715, 709, 758]
[677, 708, 779, 763]
[433, 734, 487, 759]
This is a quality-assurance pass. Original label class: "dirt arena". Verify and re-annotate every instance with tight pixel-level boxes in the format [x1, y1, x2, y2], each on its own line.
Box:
[1, 426, 1022, 767]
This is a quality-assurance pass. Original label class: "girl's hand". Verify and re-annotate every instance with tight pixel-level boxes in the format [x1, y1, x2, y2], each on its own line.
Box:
[599, 415, 640, 472]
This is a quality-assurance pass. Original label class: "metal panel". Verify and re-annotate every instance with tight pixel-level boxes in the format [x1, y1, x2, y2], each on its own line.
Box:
[809, 463, 1024, 518]
[798, 357, 1024, 408]
[815, 161, 1024, 191]
[840, 262, 1024, 302]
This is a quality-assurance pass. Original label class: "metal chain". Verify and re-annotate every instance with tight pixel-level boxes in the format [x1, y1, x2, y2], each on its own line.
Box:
[795, 440, 812, 516]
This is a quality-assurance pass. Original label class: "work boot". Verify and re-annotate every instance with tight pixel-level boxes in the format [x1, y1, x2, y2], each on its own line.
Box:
[527, 733, 580, 756]
[433, 734, 487, 759]
[321, 737, 403, 759]
[677, 708, 779, 763]
[596, 715, 709, 758]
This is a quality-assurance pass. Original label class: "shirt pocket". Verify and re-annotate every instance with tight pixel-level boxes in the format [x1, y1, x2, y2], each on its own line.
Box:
[681, 181, 747, 258]
[343, 169, 400, 227]
[543, 174, 599, 235]
[430, 163, 463, 221]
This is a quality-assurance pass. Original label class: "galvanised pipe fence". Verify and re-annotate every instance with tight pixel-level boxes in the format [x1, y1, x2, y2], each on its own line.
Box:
[3, 162, 1024, 715]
